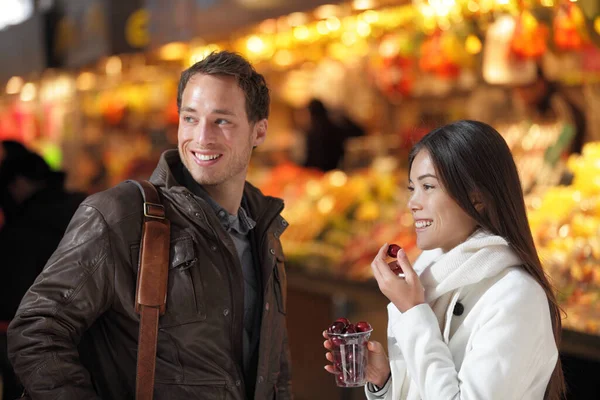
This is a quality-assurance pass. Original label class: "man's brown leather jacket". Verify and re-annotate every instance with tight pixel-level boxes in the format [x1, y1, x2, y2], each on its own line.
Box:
[8, 150, 291, 399]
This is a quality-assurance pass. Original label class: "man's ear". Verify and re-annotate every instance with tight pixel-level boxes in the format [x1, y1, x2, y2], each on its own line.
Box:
[470, 191, 485, 213]
[252, 119, 268, 148]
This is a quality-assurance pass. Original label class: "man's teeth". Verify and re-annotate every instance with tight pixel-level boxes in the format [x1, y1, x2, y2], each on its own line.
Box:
[195, 153, 220, 161]
[415, 220, 432, 228]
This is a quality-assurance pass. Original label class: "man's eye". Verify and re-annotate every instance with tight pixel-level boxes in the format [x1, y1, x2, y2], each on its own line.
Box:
[215, 119, 229, 125]
[183, 116, 195, 123]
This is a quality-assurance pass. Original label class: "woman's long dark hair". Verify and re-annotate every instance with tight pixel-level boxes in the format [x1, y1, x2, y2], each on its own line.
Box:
[408, 120, 565, 400]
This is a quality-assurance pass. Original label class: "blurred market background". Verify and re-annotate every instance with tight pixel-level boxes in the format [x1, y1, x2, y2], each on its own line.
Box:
[1, 0, 600, 398]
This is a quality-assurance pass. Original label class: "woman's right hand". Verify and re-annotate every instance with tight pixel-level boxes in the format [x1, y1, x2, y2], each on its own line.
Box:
[323, 331, 391, 387]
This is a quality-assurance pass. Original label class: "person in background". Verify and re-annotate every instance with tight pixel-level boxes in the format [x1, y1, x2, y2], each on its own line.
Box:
[0, 140, 86, 400]
[303, 98, 364, 172]
[8, 51, 292, 400]
[324, 120, 564, 399]
[514, 65, 587, 155]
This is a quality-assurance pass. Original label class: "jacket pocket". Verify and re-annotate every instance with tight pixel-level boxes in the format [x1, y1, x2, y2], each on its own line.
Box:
[273, 256, 287, 315]
[131, 236, 206, 327]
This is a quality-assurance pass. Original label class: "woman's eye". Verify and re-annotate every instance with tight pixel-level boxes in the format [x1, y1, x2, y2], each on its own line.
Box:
[423, 184, 435, 190]
[407, 186, 415, 192]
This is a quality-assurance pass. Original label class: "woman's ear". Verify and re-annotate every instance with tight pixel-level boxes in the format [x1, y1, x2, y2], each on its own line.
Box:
[470, 191, 485, 213]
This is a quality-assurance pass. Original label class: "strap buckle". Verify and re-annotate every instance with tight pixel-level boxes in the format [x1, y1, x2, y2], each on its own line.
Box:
[144, 202, 165, 219]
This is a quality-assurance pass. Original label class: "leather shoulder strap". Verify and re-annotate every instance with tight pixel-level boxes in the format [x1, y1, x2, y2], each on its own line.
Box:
[128, 180, 170, 400]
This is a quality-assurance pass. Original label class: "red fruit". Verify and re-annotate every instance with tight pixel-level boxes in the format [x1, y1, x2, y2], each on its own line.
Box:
[330, 337, 343, 348]
[328, 321, 345, 334]
[355, 321, 372, 332]
[344, 323, 357, 334]
[387, 244, 401, 257]
[389, 262, 404, 275]
[335, 317, 350, 327]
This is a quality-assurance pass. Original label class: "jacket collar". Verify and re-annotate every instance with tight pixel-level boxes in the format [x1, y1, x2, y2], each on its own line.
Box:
[149, 150, 286, 230]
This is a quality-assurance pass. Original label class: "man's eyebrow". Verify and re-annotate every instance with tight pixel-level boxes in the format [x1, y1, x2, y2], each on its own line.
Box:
[180, 106, 196, 113]
[213, 109, 236, 116]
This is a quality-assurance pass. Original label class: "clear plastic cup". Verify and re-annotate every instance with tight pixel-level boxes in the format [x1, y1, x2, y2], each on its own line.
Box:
[328, 329, 372, 387]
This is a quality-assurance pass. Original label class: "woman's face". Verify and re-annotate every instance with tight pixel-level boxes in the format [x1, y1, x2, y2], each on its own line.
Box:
[408, 149, 478, 252]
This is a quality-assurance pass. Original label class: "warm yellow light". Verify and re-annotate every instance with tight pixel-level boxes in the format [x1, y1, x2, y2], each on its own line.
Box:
[496, 0, 509, 5]
[569, 0, 577, 2]
[357, 20, 371, 37]
[467, 0, 480, 12]
[293, 26, 310, 41]
[20, 82, 36, 102]
[274, 49, 295, 67]
[189, 44, 221, 65]
[541, 0, 554, 6]
[159, 42, 188, 61]
[326, 17, 341, 31]
[317, 195, 335, 214]
[595, 16, 600, 34]
[379, 37, 399, 57]
[315, 4, 341, 20]
[76, 72, 96, 91]
[317, 20, 329, 35]
[247, 35, 266, 53]
[259, 19, 277, 34]
[362, 10, 379, 23]
[105, 56, 122, 75]
[353, 0, 374, 10]
[287, 12, 308, 27]
[6, 76, 23, 94]
[465, 34, 482, 54]
[342, 31, 357, 46]
[329, 171, 348, 187]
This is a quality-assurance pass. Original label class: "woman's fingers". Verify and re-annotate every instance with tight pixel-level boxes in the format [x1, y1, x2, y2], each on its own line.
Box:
[395, 248, 416, 281]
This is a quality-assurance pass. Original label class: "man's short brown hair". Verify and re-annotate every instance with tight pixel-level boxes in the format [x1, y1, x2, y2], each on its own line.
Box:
[177, 51, 270, 123]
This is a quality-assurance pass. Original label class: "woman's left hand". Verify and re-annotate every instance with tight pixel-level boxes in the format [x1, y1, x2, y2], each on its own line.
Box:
[371, 243, 425, 313]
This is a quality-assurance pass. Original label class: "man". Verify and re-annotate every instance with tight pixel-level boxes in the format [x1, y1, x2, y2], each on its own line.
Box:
[0, 141, 86, 400]
[8, 51, 292, 399]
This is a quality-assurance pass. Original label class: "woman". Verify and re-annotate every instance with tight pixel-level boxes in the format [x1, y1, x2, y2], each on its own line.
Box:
[324, 120, 565, 399]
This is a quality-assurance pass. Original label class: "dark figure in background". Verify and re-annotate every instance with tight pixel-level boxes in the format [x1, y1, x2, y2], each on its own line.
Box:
[0, 140, 86, 400]
[514, 66, 587, 155]
[303, 99, 365, 172]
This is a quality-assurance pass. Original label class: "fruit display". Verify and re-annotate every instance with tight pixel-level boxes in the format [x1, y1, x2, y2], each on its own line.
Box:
[256, 163, 419, 280]
[527, 142, 600, 335]
[326, 318, 373, 388]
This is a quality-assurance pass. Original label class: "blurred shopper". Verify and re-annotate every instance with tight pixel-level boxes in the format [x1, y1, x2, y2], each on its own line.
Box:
[0, 140, 85, 400]
[7, 51, 292, 400]
[303, 98, 364, 171]
[514, 65, 587, 155]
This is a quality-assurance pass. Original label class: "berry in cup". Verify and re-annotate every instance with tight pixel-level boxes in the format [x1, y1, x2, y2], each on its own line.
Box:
[326, 318, 373, 387]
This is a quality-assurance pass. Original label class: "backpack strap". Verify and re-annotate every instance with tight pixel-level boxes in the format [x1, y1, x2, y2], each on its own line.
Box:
[129, 180, 170, 400]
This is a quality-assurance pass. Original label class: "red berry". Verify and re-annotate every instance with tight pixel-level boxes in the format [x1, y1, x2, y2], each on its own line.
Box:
[355, 321, 372, 332]
[387, 244, 401, 257]
[328, 321, 345, 334]
[344, 323, 357, 334]
[335, 317, 350, 327]
[330, 337, 343, 348]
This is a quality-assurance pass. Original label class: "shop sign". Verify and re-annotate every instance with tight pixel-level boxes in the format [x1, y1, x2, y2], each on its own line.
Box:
[107, 0, 148, 54]
[54, 0, 109, 68]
